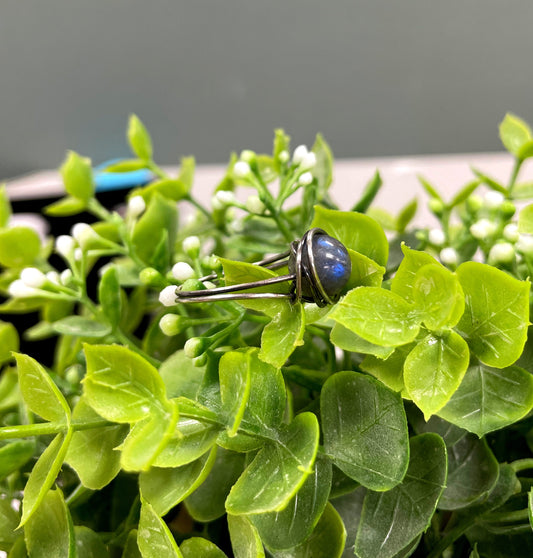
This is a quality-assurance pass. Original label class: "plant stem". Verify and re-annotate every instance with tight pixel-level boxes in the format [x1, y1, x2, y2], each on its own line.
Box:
[184, 193, 211, 219]
[0, 419, 111, 440]
[508, 157, 522, 195]
[510, 458, 533, 472]
[427, 517, 476, 558]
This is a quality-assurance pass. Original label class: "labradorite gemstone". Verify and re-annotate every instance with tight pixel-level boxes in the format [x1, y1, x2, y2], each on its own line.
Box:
[312, 234, 351, 299]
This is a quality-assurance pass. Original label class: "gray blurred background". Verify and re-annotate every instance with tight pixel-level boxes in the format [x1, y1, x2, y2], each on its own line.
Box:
[1, 0, 533, 179]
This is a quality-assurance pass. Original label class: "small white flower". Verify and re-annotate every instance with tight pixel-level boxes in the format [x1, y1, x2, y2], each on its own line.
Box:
[299, 151, 317, 170]
[127, 195, 146, 218]
[470, 218, 498, 239]
[71, 223, 92, 242]
[233, 161, 251, 177]
[245, 195, 265, 214]
[172, 262, 196, 282]
[159, 285, 178, 307]
[60, 269, 73, 285]
[214, 190, 236, 205]
[46, 271, 60, 285]
[298, 172, 313, 186]
[484, 191, 505, 210]
[8, 279, 38, 298]
[516, 234, 533, 256]
[292, 145, 309, 165]
[278, 150, 289, 163]
[240, 150, 255, 163]
[503, 223, 519, 243]
[440, 247, 459, 266]
[428, 228, 446, 247]
[55, 235, 76, 258]
[182, 236, 200, 256]
[488, 242, 515, 264]
[20, 267, 46, 289]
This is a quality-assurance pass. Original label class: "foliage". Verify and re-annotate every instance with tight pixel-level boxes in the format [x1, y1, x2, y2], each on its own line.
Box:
[0, 113, 533, 557]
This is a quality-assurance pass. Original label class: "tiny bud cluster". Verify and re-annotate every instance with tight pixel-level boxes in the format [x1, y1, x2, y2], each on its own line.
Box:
[470, 219, 498, 239]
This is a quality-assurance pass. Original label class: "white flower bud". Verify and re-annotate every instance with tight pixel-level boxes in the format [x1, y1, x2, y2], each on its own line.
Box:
[299, 151, 317, 170]
[55, 235, 76, 258]
[240, 150, 256, 163]
[71, 223, 92, 242]
[488, 242, 515, 265]
[516, 234, 533, 256]
[20, 267, 46, 289]
[292, 145, 308, 165]
[159, 314, 182, 336]
[182, 236, 200, 256]
[214, 190, 236, 205]
[470, 219, 498, 239]
[503, 223, 519, 243]
[159, 285, 178, 307]
[278, 150, 289, 163]
[8, 279, 38, 298]
[74, 248, 83, 261]
[440, 247, 459, 266]
[60, 269, 73, 285]
[46, 271, 60, 285]
[184, 337, 206, 358]
[298, 172, 313, 185]
[483, 191, 505, 210]
[233, 161, 251, 177]
[245, 195, 265, 214]
[172, 262, 196, 282]
[128, 195, 146, 218]
[428, 228, 446, 247]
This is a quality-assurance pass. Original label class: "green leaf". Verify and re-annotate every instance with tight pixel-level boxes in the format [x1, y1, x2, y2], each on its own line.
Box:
[518, 203, 533, 234]
[83, 344, 169, 422]
[186, 448, 246, 522]
[418, 175, 443, 202]
[404, 331, 470, 419]
[449, 179, 481, 208]
[159, 349, 205, 400]
[391, 245, 439, 303]
[321, 371, 409, 490]
[132, 194, 177, 267]
[178, 156, 195, 191]
[331, 323, 394, 359]
[137, 178, 189, 202]
[104, 159, 147, 172]
[140, 447, 216, 516]
[0, 497, 19, 549]
[510, 181, 533, 199]
[228, 515, 265, 558]
[180, 538, 228, 558]
[329, 287, 420, 347]
[20, 430, 73, 526]
[44, 196, 87, 217]
[0, 367, 20, 413]
[311, 206, 388, 266]
[74, 526, 110, 558]
[346, 248, 385, 290]
[518, 139, 533, 160]
[25, 489, 75, 558]
[396, 198, 417, 233]
[270, 503, 346, 558]
[52, 316, 112, 338]
[438, 361, 533, 436]
[438, 434, 498, 510]
[351, 170, 382, 213]
[412, 264, 464, 330]
[226, 412, 319, 514]
[0, 184, 12, 228]
[366, 207, 397, 231]
[0, 440, 35, 481]
[360, 344, 414, 393]
[65, 397, 127, 489]
[98, 266, 122, 329]
[137, 500, 182, 558]
[354, 433, 447, 558]
[15, 352, 70, 423]
[218, 349, 286, 452]
[456, 262, 530, 368]
[120, 404, 178, 471]
[128, 114, 153, 161]
[0, 321, 18, 364]
[219, 257, 289, 317]
[499, 112, 532, 157]
[251, 456, 332, 550]
[311, 133, 333, 198]
[123, 530, 142, 558]
[470, 168, 508, 194]
[0, 226, 41, 268]
[60, 151, 94, 201]
[259, 302, 304, 368]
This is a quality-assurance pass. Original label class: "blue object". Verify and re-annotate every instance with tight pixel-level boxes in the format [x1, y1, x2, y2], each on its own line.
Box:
[93, 159, 153, 193]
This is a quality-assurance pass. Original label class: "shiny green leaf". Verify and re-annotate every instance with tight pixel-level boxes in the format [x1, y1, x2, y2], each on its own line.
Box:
[331, 323, 394, 359]
[438, 362, 533, 436]
[180, 538, 228, 558]
[228, 515, 265, 558]
[404, 331, 470, 419]
[519, 203, 533, 234]
[0, 226, 40, 268]
[226, 412, 319, 514]
[60, 151, 94, 201]
[0, 440, 35, 481]
[74, 526, 110, 558]
[137, 500, 182, 558]
[99, 266, 122, 328]
[0, 321, 18, 364]
[52, 316, 112, 338]
[391, 245, 439, 303]
[346, 248, 385, 290]
[456, 262, 529, 368]
[499, 112, 532, 156]
[128, 114, 153, 161]
[354, 434, 447, 558]
[0, 498, 19, 549]
[321, 371, 409, 490]
[396, 198, 417, 233]
[44, 196, 87, 217]
[360, 344, 414, 393]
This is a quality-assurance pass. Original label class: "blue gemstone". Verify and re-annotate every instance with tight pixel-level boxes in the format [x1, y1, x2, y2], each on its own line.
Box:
[313, 235, 351, 299]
